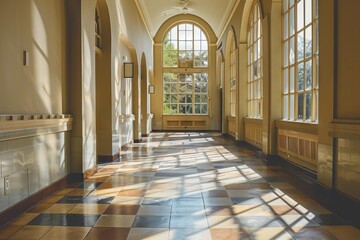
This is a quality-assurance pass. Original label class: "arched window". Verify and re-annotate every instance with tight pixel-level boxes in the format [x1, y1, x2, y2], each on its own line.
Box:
[163, 23, 209, 115]
[230, 39, 237, 117]
[282, 0, 319, 121]
[247, 1, 263, 118]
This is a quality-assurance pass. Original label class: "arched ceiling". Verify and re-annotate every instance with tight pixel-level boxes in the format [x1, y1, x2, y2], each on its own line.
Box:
[135, 0, 240, 38]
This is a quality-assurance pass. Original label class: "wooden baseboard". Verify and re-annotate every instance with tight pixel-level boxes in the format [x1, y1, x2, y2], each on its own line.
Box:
[141, 134, 149, 137]
[0, 175, 75, 227]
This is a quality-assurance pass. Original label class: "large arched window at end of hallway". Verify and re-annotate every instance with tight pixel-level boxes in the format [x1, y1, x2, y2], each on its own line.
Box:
[163, 23, 209, 115]
[247, 0, 263, 119]
[282, 0, 319, 122]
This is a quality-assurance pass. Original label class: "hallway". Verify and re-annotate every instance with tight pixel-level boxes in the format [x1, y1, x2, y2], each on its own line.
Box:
[0, 132, 359, 240]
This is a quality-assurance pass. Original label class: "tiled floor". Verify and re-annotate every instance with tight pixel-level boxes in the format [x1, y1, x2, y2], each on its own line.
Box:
[1, 132, 360, 239]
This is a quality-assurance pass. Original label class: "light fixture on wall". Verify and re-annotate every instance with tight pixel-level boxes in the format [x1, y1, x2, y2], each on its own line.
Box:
[124, 62, 134, 78]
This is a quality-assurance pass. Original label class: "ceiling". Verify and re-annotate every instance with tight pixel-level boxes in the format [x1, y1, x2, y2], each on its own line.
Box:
[135, 0, 239, 38]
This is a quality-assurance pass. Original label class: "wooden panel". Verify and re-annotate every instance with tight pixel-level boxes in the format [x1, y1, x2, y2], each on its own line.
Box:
[162, 115, 210, 130]
[244, 119, 263, 149]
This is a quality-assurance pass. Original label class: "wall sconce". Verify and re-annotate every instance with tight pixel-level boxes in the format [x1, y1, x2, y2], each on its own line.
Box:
[149, 85, 155, 94]
[123, 62, 134, 78]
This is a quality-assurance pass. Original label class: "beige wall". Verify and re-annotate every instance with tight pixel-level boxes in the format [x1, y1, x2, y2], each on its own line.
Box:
[0, 0, 66, 114]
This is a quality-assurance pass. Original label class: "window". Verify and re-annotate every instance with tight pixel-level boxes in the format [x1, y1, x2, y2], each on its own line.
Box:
[247, 1, 263, 118]
[282, 0, 318, 121]
[163, 24, 209, 115]
[230, 40, 237, 117]
[95, 6, 101, 49]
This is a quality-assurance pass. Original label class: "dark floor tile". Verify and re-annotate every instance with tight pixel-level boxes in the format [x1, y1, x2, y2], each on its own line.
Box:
[132, 216, 170, 228]
[78, 182, 103, 189]
[83, 196, 115, 204]
[104, 204, 140, 215]
[28, 213, 101, 227]
[84, 227, 130, 240]
[57, 196, 85, 204]
[202, 190, 229, 198]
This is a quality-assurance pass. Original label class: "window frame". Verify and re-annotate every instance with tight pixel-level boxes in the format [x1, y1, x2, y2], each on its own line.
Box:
[282, 0, 319, 122]
[247, 1, 263, 119]
[162, 23, 209, 115]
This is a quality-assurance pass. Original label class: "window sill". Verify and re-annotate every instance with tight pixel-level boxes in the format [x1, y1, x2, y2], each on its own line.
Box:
[244, 117, 263, 125]
[275, 119, 318, 135]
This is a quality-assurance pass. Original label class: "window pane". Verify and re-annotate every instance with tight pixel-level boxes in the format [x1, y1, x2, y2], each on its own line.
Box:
[283, 69, 289, 94]
[306, 60, 312, 90]
[284, 13, 289, 40]
[305, 0, 312, 26]
[306, 92, 312, 120]
[290, 37, 295, 64]
[283, 95, 289, 119]
[298, 93, 304, 120]
[297, 0, 304, 31]
[201, 104, 208, 114]
[298, 63, 304, 91]
[290, 66, 295, 93]
[305, 26, 312, 58]
[290, 8, 295, 35]
[314, 56, 319, 89]
[290, 94, 295, 120]
[290, 0, 295, 7]
[283, 0, 289, 11]
[297, 30, 304, 62]
[195, 104, 201, 114]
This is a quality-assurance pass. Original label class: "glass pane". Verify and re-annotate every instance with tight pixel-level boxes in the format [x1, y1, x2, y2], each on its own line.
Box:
[290, 94, 295, 120]
[179, 95, 186, 103]
[298, 63, 304, 91]
[179, 24, 185, 30]
[171, 95, 178, 103]
[170, 83, 177, 93]
[201, 104, 208, 114]
[164, 83, 171, 93]
[179, 30, 186, 40]
[194, 41, 200, 51]
[305, 26, 312, 58]
[306, 92, 312, 120]
[290, 8, 295, 35]
[194, 26, 201, 40]
[179, 41, 185, 50]
[283, 41, 288, 67]
[297, 0, 304, 31]
[186, 41, 193, 50]
[305, 0, 312, 25]
[298, 93, 304, 120]
[195, 104, 201, 114]
[283, 95, 289, 119]
[201, 41, 208, 51]
[290, 66, 295, 93]
[297, 30, 304, 62]
[315, 0, 318, 18]
[306, 60, 312, 90]
[283, 69, 289, 94]
[314, 21, 319, 54]
[164, 94, 170, 103]
[284, 13, 289, 40]
[186, 104, 192, 114]
[283, 0, 289, 11]
[290, 37, 295, 64]
[186, 31, 193, 41]
[290, 0, 295, 7]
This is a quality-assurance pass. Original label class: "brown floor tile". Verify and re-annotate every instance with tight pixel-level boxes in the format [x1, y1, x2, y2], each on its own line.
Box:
[202, 190, 229, 198]
[290, 226, 337, 240]
[84, 227, 130, 240]
[26, 203, 53, 213]
[210, 228, 251, 240]
[66, 189, 93, 196]
[44, 204, 76, 214]
[104, 204, 140, 215]
[117, 189, 147, 197]
[94, 215, 135, 228]
[10, 213, 40, 225]
[7, 226, 51, 240]
[41, 195, 63, 204]
[323, 226, 360, 240]
[68, 204, 109, 214]
[41, 226, 91, 240]
[0, 225, 22, 239]
[54, 188, 75, 196]
[225, 183, 272, 190]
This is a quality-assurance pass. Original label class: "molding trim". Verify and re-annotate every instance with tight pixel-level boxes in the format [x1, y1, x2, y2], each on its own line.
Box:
[275, 120, 318, 135]
[0, 115, 73, 142]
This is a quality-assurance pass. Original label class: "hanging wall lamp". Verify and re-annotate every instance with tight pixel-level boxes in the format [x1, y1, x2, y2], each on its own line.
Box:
[123, 62, 134, 78]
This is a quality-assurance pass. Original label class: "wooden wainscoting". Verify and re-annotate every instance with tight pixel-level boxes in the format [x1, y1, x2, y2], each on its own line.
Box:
[276, 121, 318, 172]
[244, 118, 263, 149]
[162, 115, 210, 130]
[227, 116, 237, 138]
